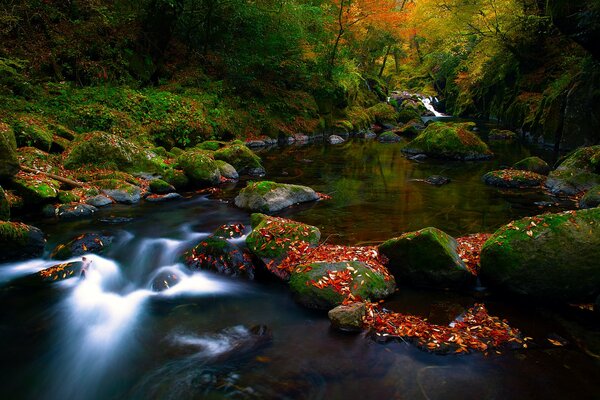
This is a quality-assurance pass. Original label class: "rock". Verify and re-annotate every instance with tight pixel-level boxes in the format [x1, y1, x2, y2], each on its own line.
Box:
[289, 261, 396, 310]
[0, 122, 19, 181]
[50, 232, 113, 260]
[482, 169, 546, 188]
[379, 227, 473, 289]
[145, 193, 182, 202]
[85, 195, 113, 207]
[367, 103, 399, 125]
[176, 150, 221, 187]
[328, 302, 366, 332]
[246, 167, 266, 177]
[246, 214, 320, 280]
[20, 261, 85, 285]
[212, 223, 246, 239]
[395, 121, 423, 137]
[12, 174, 59, 205]
[184, 236, 254, 279]
[42, 204, 57, 218]
[480, 208, 600, 302]
[64, 131, 164, 172]
[215, 160, 239, 180]
[425, 175, 451, 186]
[149, 178, 175, 194]
[213, 143, 264, 175]
[488, 129, 517, 141]
[95, 179, 141, 204]
[377, 132, 402, 143]
[513, 156, 551, 176]
[57, 204, 98, 220]
[546, 146, 600, 195]
[12, 115, 53, 152]
[234, 181, 319, 213]
[151, 270, 182, 292]
[246, 140, 266, 148]
[0, 186, 9, 220]
[397, 108, 422, 123]
[58, 191, 80, 204]
[580, 185, 600, 208]
[402, 122, 493, 160]
[328, 135, 345, 144]
[163, 168, 189, 190]
[407, 154, 427, 161]
[0, 221, 45, 262]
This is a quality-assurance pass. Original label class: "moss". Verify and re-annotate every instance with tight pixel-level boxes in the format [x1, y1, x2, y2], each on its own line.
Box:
[163, 168, 189, 189]
[0, 121, 20, 180]
[0, 221, 29, 245]
[92, 179, 138, 194]
[482, 169, 545, 188]
[513, 156, 551, 175]
[149, 178, 173, 194]
[213, 143, 262, 172]
[378, 132, 402, 142]
[345, 106, 374, 130]
[580, 185, 600, 208]
[367, 103, 399, 124]
[12, 175, 59, 204]
[176, 150, 221, 186]
[77, 170, 138, 185]
[170, 147, 184, 156]
[12, 115, 53, 152]
[58, 191, 80, 204]
[197, 140, 225, 151]
[397, 108, 421, 124]
[489, 129, 517, 141]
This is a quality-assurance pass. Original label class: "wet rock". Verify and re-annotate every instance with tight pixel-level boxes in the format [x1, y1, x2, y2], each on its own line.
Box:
[0, 186, 9, 220]
[57, 204, 98, 220]
[234, 181, 319, 213]
[42, 204, 57, 218]
[513, 156, 551, 176]
[245, 140, 266, 148]
[215, 160, 239, 180]
[0, 221, 45, 262]
[482, 169, 546, 188]
[213, 143, 264, 175]
[18, 261, 86, 286]
[184, 236, 254, 279]
[96, 179, 141, 204]
[289, 261, 395, 310]
[379, 227, 473, 289]
[151, 270, 182, 292]
[402, 122, 493, 160]
[425, 175, 451, 186]
[378, 132, 402, 143]
[149, 178, 175, 194]
[546, 146, 600, 195]
[480, 208, 600, 302]
[145, 193, 183, 202]
[246, 214, 320, 280]
[328, 135, 345, 145]
[407, 153, 427, 161]
[580, 185, 600, 208]
[488, 129, 517, 141]
[0, 122, 19, 181]
[50, 232, 113, 260]
[328, 302, 366, 332]
[85, 194, 113, 207]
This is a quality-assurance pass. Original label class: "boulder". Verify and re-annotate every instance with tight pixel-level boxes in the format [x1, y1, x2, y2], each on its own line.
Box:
[64, 131, 164, 172]
[176, 150, 221, 187]
[397, 108, 422, 123]
[163, 168, 189, 190]
[425, 175, 450, 186]
[402, 122, 493, 160]
[580, 185, 600, 209]
[184, 236, 254, 279]
[328, 302, 366, 332]
[488, 129, 517, 141]
[367, 103, 399, 125]
[12, 115, 53, 152]
[95, 179, 141, 204]
[513, 156, 551, 176]
[328, 135, 345, 145]
[246, 214, 320, 280]
[215, 160, 239, 180]
[0, 186, 9, 220]
[0, 122, 19, 181]
[482, 169, 546, 188]
[234, 181, 319, 213]
[50, 232, 113, 260]
[378, 132, 402, 143]
[149, 178, 175, 194]
[12, 173, 59, 205]
[145, 193, 182, 202]
[25, 261, 85, 285]
[58, 191, 80, 204]
[379, 227, 473, 289]
[546, 146, 600, 195]
[56, 204, 98, 220]
[480, 208, 600, 302]
[85, 195, 113, 207]
[213, 143, 265, 175]
[212, 223, 246, 239]
[151, 270, 182, 292]
[289, 261, 396, 309]
[0, 221, 45, 262]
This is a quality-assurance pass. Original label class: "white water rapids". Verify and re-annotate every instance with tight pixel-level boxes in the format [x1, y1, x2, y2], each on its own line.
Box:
[420, 96, 447, 117]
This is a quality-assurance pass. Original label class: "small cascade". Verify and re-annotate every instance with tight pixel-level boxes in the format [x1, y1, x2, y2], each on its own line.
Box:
[420, 96, 447, 117]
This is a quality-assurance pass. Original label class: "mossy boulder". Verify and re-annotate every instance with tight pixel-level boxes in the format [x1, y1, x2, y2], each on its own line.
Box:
[64, 131, 164, 172]
[93, 179, 141, 204]
[289, 261, 396, 310]
[0, 122, 19, 181]
[213, 143, 264, 175]
[0, 186, 9, 221]
[402, 122, 493, 160]
[328, 302, 366, 332]
[50, 232, 113, 260]
[378, 132, 402, 143]
[12, 174, 60, 204]
[197, 140, 226, 151]
[58, 191, 80, 204]
[215, 160, 239, 180]
[480, 209, 600, 302]
[56, 204, 98, 220]
[235, 181, 319, 213]
[184, 236, 254, 279]
[482, 169, 546, 188]
[580, 185, 600, 209]
[379, 227, 472, 289]
[163, 168, 189, 190]
[546, 146, 600, 195]
[0, 221, 45, 262]
[246, 214, 321, 280]
[149, 179, 175, 194]
[397, 108, 422, 124]
[367, 103, 399, 125]
[513, 156, 551, 176]
[176, 150, 221, 187]
[12, 115, 53, 152]
[488, 129, 517, 141]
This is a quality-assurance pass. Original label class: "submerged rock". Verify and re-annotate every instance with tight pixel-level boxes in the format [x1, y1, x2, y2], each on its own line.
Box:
[580, 185, 600, 209]
[328, 302, 366, 332]
[0, 122, 19, 181]
[402, 122, 493, 160]
[50, 232, 113, 260]
[513, 156, 551, 176]
[546, 146, 600, 195]
[379, 227, 473, 289]
[57, 203, 98, 220]
[425, 175, 450, 186]
[234, 181, 319, 213]
[480, 208, 600, 302]
[0, 221, 45, 262]
[151, 270, 182, 292]
[184, 236, 254, 279]
[482, 169, 546, 188]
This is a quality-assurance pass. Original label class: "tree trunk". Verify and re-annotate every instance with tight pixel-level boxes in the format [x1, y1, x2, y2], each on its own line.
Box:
[378, 45, 391, 78]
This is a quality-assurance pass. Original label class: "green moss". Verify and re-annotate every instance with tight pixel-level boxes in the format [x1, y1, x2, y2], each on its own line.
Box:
[92, 179, 138, 194]
[489, 129, 517, 141]
[58, 191, 80, 204]
[149, 178, 173, 194]
[0, 122, 19, 180]
[176, 150, 220, 186]
[513, 156, 551, 175]
[0, 221, 29, 245]
[12, 175, 59, 204]
[163, 168, 189, 189]
[397, 108, 421, 123]
[482, 169, 545, 188]
[12, 115, 53, 152]
[367, 103, 399, 124]
[197, 140, 225, 151]
[77, 170, 138, 185]
[345, 106, 374, 130]
[213, 143, 262, 172]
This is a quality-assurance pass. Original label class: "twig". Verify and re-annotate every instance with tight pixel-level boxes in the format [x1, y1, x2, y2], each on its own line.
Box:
[20, 166, 85, 188]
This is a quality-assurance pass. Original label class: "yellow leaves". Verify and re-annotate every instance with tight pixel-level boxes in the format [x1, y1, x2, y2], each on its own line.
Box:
[526, 230, 533, 237]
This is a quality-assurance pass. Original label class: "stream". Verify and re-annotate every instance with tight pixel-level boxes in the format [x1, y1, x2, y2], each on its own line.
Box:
[1, 121, 599, 399]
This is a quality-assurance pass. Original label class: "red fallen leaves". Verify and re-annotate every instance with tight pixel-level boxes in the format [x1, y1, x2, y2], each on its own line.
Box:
[456, 233, 491, 275]
[217, 223, 245, 238]
[317, 192, 332, 200]
[364, 302, 525, 354]
[38, 263, 77, 280]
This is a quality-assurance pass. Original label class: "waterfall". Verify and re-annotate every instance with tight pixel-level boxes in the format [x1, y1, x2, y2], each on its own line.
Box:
[420, 96, 447, 117]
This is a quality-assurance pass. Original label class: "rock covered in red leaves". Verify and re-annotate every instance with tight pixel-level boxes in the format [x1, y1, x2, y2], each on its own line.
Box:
[184, 236, 254, 279]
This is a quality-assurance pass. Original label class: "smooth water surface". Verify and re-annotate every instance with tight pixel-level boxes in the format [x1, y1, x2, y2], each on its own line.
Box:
[1, 132, 598, 400]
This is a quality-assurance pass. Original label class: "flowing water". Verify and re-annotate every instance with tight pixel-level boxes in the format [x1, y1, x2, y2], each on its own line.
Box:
[1, 123, 599, 399]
